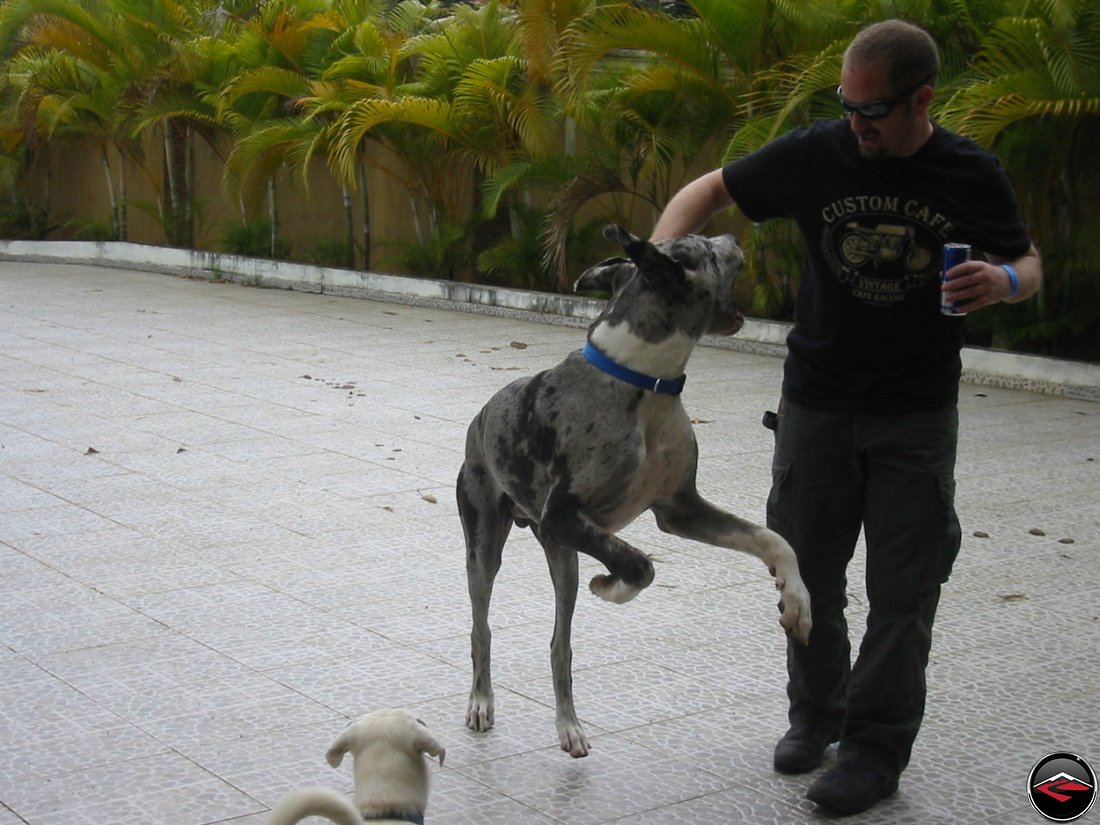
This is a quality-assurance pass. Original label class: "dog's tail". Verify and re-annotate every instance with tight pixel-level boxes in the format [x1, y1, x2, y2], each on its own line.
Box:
[267, 786, 362, 825]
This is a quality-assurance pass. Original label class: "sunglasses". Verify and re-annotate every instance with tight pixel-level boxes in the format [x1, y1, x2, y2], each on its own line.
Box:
[836, 76, 932, 120]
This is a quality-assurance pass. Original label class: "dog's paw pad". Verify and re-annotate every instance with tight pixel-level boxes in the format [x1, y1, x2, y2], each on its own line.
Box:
[589, 574, 641, 604]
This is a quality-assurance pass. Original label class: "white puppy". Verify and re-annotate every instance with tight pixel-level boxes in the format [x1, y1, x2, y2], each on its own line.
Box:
[268, 708, 446, 825]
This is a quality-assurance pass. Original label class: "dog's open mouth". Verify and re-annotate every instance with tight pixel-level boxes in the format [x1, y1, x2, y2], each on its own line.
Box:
[716, 310, 745, 336]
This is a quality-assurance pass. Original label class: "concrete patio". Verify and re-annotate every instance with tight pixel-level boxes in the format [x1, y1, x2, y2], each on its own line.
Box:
[1, 257, 1097, 825]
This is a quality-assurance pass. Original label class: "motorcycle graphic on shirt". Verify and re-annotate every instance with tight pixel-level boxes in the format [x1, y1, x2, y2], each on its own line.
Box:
[839, 222, 933, 272]
[819, 204, 944, 305]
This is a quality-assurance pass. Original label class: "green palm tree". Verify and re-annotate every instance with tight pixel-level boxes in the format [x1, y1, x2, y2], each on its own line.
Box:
[0, 52, 51, 237]
[221, 0, 437, 266]
[936, 3, 1100, 356]
[552, 0, 840, 297]
[0, 0, 142, 239]
[116, 0, 236, 246]
[216, 0, 330, 259]
[329, 0, 564, 280]
[0, 0, 226, 243]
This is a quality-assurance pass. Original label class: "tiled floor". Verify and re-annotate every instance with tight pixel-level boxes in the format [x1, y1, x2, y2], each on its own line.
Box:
[1, 261, 1097, 825]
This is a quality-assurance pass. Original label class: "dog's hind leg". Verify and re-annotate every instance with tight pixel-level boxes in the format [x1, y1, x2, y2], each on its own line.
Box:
[653, 490, 812, 644]
[457, 462, 513, 734]
[539, 540, 590, 757]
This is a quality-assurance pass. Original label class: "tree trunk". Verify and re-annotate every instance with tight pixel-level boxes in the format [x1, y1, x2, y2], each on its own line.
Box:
[184, 123, 193, 247]
[163, 119, 193, 246]
[164, 128, 180, 242]
[358, 160, 371, 270]
[342, 184, 355, 268]
[409, 194, 424, 246]
[101, 146, 118, 239]
[267, 177, 278, 258]
[116, 147, 128, 241]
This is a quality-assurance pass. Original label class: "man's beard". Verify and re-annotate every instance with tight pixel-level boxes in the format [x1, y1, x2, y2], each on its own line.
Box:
[855, 127, 888, 159]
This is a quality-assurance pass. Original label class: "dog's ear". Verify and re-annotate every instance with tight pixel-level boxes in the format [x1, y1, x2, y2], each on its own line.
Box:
[411, 718, 446, 766]
[573, 256, 633, 295]
[325, 728, 352, 768]
[602, 224, 685, 291]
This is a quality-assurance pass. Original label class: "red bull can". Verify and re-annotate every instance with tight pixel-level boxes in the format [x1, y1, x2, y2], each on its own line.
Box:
[941, 242, 971, 316]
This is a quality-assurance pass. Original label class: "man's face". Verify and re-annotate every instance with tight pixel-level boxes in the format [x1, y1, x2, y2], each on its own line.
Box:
[839, 62, 932, 159]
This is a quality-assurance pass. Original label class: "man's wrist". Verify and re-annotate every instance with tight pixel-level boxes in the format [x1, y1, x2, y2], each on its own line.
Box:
[1001, 263, 1020, 299]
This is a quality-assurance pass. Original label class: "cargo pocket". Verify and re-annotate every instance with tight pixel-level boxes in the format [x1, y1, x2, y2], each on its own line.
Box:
[937, 473, 962, 584]
[767, 460, 792, 536]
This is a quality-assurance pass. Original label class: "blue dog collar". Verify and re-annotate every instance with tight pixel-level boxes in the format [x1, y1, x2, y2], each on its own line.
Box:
[582, 341, 686, 396]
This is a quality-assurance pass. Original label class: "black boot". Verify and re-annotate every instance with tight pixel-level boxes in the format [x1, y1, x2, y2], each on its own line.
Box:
[806, 758, 899, 815]
[772, 725, 833, 774]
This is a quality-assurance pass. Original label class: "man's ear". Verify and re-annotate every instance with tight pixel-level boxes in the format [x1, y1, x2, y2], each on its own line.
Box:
[915, 83, 934, 114]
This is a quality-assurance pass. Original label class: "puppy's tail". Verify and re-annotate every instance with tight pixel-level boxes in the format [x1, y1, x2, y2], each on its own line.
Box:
[267, 786, 361, 825]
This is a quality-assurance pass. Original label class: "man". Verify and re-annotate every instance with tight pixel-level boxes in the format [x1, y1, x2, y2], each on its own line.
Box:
[651, 19, 1041, 816]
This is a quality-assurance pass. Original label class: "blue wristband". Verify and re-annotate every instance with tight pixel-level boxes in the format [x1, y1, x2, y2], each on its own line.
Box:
[1001, 264, 1020, 298]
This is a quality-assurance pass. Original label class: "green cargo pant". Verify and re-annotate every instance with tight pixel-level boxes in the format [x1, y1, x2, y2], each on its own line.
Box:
[766, 399, 962, 778]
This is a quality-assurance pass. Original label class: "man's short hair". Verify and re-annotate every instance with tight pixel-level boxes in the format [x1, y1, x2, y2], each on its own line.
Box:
[844, 19, 940, 92]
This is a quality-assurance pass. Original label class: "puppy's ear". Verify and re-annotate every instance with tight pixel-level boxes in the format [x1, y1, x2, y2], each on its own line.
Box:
[412, 720, 446, 767]
[325, 728, 352, 768]
[602, 224, 685, 291]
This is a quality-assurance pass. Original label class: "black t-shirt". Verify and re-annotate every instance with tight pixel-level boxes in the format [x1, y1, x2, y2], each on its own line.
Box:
[722, 118, 1032, 413]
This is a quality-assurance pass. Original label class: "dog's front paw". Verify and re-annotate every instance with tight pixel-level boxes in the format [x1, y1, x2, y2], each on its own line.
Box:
[557, 717, 590, 758]
[466, 690, 495, 732]
[776, 577, 812, 645]
[588, 574, 643, 604]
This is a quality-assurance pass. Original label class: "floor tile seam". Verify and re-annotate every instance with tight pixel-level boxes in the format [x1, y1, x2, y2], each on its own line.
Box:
[103, 452, 457, 503]
[605, 781, 810, 825]
[953, 521, 1098, 542]
[0, 325, 252, 380]
[4, 745, 267, 820]
[451, 744, 750, 818]
[118, 393, 348, 440]
[0, 295, 333, 364]
[365, 403, 488, 428]
[0, 538, 164, 613]
[238, 438, 465, 472]
[943, 570, 1099, 599]
[7, 356, 407, 427]
[1, 388, 296, 454]
[44, 618, 362, 734]
[108, 694, 347, 744]
[437, 770, 568, 823]
[70, 573, 357, 642]
[609, 709, 776, 751]
[928, 653, 1099, 691]
[6, 469, 201, 521]
[938, 580, 1100, 616]
[637, 661, 786, 698]
[444, 728, 710, 784]
[0, 650, 194, 773]
[0, 485, 125, 518]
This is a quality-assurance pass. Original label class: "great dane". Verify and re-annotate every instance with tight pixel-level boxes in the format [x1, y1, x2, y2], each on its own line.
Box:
[456, 224, 811, 757]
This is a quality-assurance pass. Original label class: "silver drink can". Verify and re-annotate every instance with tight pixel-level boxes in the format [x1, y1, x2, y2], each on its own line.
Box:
[941, 242, 971, 316]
